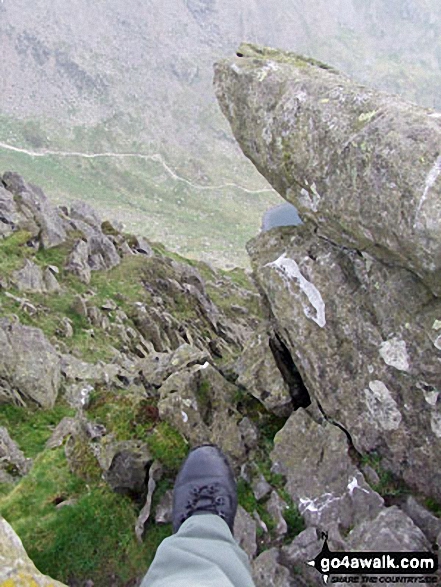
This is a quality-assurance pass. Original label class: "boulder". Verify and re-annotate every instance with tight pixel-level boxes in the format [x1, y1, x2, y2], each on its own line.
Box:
[0, 515, 68, 586]
[138, 344, 210, 388]
[0, 426, 32, 480]
[214, 43, 441, 296]
[65, 239, 91, 284]
[155, 489, 173, 524]
[97, 438, 153, 498]
[266, 491, 288, 537]
[400, 496, 441, 545]
[2, 171, 67, 249]
[235, 325, 294, 417]
[345, 506, 430, 551]
[0, 317, 61, 408]
[252, 548, 295, 587]
[11, 259, 46, 292]
[233, 505, 257, 559]
[11, 259, 60, 293]
[158, 363, 246, 462]
[249, 225, 441, 501]
[0, 185, 22, 238]
[271, 409, 384, 532]
[46, 417, 78, 449]
[70, 200, 102, 228]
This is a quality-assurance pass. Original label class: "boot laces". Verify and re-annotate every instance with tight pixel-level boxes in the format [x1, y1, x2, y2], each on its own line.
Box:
[180, 483, 228, 524]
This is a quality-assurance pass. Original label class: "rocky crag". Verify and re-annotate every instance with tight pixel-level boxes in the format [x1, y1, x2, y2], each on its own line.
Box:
[2, 48, 441, 582]
[0, 170, 301, 586]
[214, 42, 441, 579]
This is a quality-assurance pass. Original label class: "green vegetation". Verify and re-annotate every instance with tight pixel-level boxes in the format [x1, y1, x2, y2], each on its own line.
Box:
[146, 422, 189, 472]
[361, 453, 411, 500]
[88, 388, 159, 441]
[0, 401, 75, 458]
[0, 449, 168, 585]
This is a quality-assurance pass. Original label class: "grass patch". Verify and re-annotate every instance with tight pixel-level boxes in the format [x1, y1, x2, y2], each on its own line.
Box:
[88, 388, 159, 441]
[0, 229, 33, 274]
[0, 447, 174, 586]
[0, 401, 75, 458]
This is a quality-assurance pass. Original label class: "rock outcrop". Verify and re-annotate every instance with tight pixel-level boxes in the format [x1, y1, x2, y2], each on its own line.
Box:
[214, 43, 441, 296]
[214, 43, 441, 504]
[0, 317, 61, 408]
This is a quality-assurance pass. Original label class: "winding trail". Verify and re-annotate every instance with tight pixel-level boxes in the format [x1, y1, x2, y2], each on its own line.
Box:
[0, 140, 274, 195]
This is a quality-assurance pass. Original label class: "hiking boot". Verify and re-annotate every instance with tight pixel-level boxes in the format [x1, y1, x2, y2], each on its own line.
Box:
[172, 444, 238, 534]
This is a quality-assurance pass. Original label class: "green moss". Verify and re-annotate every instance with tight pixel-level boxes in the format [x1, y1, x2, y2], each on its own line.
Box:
[146, 422, 189, 471]
[361, 453, 410, 500]
[236, 42, 337, 71]
[88, 389, 159, 441]
[423, 497, 441, 518]
[237, 478, 257, 513]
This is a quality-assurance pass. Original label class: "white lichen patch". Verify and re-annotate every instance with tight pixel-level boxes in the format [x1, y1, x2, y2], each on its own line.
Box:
[298, 493, 339, 515]
[256, 61, 280, 82]
[299, 184, 321, 212]
[424, 390, 439, 407]
[181, 411, 188, 423]
[264, 253, 326, 327]
[347, 475, 369, 495]
[430, 412, 441, 438]
[365, 380, 402, 431]
[414, 154, 441, 227]
[432, 320, 441, 330]
[379, 338, 410, 372]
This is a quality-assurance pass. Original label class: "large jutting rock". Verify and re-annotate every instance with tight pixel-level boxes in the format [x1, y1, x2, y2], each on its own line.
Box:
[0, 318, 61, 408]
[214, 43, 441, 296]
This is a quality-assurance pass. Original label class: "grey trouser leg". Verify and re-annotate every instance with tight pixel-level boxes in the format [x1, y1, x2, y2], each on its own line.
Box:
[140, 514, 256, 587]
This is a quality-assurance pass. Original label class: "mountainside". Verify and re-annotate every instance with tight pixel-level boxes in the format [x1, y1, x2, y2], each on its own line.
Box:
[2, 53, 441, 579]
[1, 0, 441, 266]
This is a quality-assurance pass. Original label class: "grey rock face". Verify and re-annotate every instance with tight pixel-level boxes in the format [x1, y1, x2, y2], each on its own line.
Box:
[11, 259, 60, 293]
[0, 186, 21, 237]
[65, 239, 91, 284]
[346, 506, 430, 551]
[233, 505, 257, 559]
[266, 491, 288, 537]
[0, 317, 61, 408]
[271, 409, 384, 532]
[214, 44, 441, 296]
[2, 172, 67, 249]
[154, 489, 173, 524]
[236, 325, 293, 417]
[70, 200, 102, 228]
[249, 225, 441, 501]
[46, 417, 78, 449]
[400, 496, 441, 545]
[252, 548, 294, 587]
